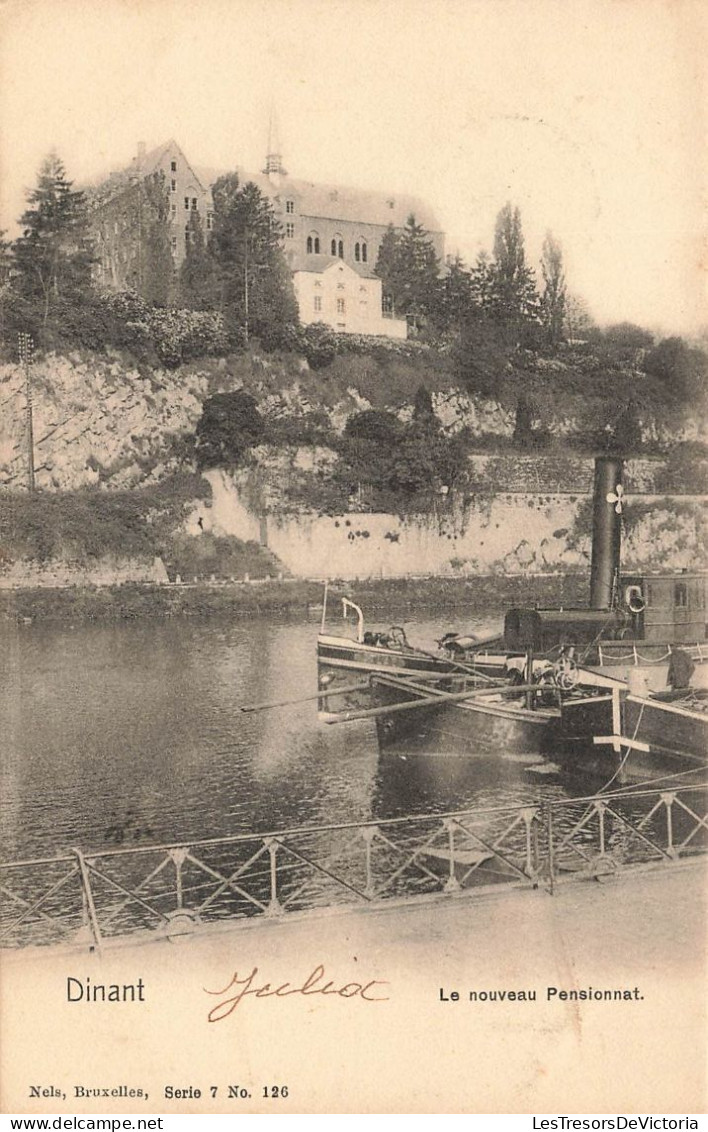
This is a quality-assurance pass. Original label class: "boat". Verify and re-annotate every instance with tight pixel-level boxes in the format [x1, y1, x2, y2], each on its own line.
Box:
[316, 590, 495, 714]
[322, 456, 708, 774]
[364, 658, 707, 780]
[557, 682, 708, 782]
[369, 671, 562, 757]
[318, 458, 707, 705]
[443, 456, 708, 694]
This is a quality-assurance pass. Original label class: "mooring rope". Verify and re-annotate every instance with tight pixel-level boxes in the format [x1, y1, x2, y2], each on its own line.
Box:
[599, 700, 647, 793]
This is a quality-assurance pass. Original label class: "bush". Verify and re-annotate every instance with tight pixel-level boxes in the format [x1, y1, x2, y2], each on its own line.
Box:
[194, 390, 265, 470]
[602, 323, 654, 350]
[0, 474, 210, 564]
[655, 442, 708, 493]
[125, 303, 228, 367]
[166, 532, 283, 580]
[643, 337, 708, 406]
[344, 409, 401, 443]
[301, 322, 337, 369]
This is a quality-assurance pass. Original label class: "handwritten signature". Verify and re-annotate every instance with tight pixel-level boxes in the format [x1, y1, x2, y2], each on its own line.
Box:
[204, 964, 390, 1022]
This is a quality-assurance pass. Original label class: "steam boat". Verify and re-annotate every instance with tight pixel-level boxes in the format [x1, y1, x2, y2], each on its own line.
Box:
[322, 457, 708, 779]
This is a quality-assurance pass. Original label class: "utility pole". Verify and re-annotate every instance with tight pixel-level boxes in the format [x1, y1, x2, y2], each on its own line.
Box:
[18, 333, 35, 492]
[243, 228, 250, 346]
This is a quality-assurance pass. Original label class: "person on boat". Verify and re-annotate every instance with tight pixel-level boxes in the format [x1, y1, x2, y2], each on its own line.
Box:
[667, 647, 695, 691]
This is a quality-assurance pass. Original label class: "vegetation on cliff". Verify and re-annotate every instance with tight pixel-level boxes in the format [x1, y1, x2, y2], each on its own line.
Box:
[1, 151, 706, 560]
[0, 474, 279, 581]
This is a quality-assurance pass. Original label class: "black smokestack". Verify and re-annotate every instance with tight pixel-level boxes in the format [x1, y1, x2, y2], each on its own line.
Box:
[589, 456, 624, 610]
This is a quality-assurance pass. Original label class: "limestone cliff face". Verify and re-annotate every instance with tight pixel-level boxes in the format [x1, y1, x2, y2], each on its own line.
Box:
[2, 350, 706, 495]
[0, 354, 207, 491]
[1, 350, 706, 586]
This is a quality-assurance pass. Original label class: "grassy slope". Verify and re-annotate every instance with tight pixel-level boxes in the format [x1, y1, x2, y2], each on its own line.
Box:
[0, 474, 282, 581]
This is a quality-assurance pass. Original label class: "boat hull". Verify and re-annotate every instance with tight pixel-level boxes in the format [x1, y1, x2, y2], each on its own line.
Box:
[372, 674, 560, 758]
[318, 634, 456, 679]
[559, 687, 708, 782]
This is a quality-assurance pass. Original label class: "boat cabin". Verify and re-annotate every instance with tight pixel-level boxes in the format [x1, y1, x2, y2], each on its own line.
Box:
[622, 571, 707, 644]
[503, 608, 626, 653]
[503, 571, 707, 653]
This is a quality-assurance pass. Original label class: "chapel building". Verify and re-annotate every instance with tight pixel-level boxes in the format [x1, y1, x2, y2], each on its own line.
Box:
[89, 133, 444, 339]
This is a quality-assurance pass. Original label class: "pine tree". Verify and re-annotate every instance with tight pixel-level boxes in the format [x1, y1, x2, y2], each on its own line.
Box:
[488, 202, 538, 336]
[395, 214, 442, 330]
[13, 152, 95, 329]
[374, 215, 441, 331]
[374, 224, 400, 318]
[540, 231, 566, 346]
[179, 210, 217, 310]
[468, 251, 496, 312]
[209, 175, 299, 348]
[440, 253, 472, 331]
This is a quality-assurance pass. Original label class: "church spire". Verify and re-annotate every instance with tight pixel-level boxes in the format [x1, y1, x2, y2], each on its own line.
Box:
[263, 106, 286, 183]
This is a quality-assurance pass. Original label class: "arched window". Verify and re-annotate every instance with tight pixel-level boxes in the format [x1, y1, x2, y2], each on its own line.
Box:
[314, 236, 320, 254]
[338, 240, 344, 259]
[332, 233, 344, 258]
[361, 241, 367, 263]
[307, 236, 313, 254]
[308, 231, 320, 255]
[331, 238, 337, 257]
[355, 243, 360, 262]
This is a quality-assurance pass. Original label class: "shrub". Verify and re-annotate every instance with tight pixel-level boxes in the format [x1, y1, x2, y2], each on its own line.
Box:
[655, 442, 708, 494]
[344, 409, 401, 443]
[301, 322, 337, 369]
[194, 390, 265, 470]
[0, 474, 210, 564]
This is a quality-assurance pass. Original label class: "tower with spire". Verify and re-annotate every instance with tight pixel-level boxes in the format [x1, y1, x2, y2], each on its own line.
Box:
[263, 107, 286, 185]
[88, 120, 444, 340]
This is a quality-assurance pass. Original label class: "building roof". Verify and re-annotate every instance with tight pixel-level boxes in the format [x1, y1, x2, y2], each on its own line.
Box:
[193, 166, 442, 235]
[290, 254, 379, 280]
[92, 141, 443, 238]
[282, 177, 442, 234]
[87, 140, 207, 204]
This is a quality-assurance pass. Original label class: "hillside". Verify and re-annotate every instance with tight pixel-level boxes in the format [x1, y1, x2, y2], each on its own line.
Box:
[2, 341, 706, 494]
[0, 341, 706, 592]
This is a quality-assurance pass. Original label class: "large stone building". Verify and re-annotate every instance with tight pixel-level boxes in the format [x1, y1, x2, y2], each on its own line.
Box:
[89, 132, 444, 338]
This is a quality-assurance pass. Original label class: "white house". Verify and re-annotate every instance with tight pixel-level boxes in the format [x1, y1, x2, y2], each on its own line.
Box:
[293, 259, 408, 338]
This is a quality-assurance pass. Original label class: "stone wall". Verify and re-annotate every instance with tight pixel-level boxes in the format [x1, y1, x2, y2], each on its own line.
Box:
[206, 470, 707, 579]
[465, 455, 693, 495]
[0, 555, 169, 589]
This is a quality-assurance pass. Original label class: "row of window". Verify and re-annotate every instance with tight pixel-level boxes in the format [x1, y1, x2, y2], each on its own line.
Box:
[312, 297, 371, 316]
[301, 233, 368, 260]
[168, 205, 213, 228]
[313, 297, 347, 314]
[170, 217, 214, 253]
[640, 581, 703, 609]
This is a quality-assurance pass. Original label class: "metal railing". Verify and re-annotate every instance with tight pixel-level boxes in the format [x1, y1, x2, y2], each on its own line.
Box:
[1, 784, 706, 951]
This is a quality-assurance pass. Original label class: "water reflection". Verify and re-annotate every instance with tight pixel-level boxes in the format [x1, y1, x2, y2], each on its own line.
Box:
[1, 612, 614, 861]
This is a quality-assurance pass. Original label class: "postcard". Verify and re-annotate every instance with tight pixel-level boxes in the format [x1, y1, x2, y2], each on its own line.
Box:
[1, 0, 706, 1117]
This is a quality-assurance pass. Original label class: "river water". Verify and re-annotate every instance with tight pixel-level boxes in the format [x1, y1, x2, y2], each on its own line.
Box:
[2, 610, 606, 863]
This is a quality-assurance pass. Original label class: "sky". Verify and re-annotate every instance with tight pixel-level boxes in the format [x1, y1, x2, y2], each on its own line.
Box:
[0, 0, 706, 337]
